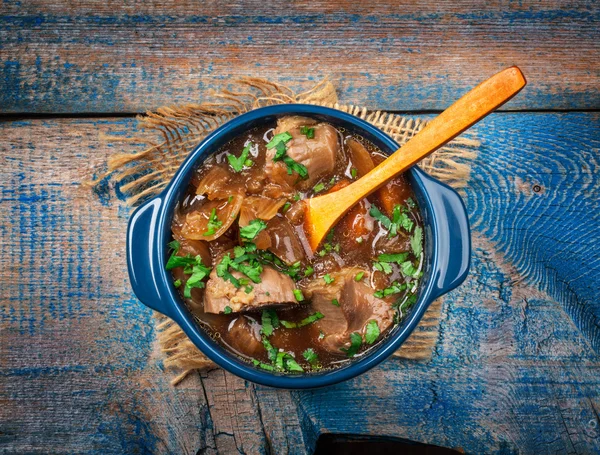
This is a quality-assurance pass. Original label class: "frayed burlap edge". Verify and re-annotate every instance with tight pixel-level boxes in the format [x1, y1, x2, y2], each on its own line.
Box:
[91, 77, 479, 385]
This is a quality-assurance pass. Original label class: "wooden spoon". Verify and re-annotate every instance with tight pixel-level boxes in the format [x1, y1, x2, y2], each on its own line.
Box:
[303, 66, 526, 251]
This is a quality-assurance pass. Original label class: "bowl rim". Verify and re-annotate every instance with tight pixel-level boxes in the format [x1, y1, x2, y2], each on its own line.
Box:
[138, 104, 463, 388]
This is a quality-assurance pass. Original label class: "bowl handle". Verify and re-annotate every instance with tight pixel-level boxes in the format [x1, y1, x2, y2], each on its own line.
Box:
[126, 197, 175, 319]
[420, 173, 471, 302]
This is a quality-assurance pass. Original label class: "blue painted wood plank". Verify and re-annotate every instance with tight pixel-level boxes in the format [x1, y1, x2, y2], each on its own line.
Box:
[0, 113, 599, 454]
[0, 1, 598, 113]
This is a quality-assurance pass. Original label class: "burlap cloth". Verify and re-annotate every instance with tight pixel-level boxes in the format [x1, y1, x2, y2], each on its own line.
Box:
[93, 78, 479, 385]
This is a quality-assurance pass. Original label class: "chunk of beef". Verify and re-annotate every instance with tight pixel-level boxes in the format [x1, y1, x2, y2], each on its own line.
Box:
[204, 265, 299, 314]
[305, 269, 394, 353]
[225, 315, 264, 358]
[265, 116, 339, 189]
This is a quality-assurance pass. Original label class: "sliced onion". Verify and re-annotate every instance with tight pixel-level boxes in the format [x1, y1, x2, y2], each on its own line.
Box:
[347, 138, 375, 177]
[265, 217, 305, 265]
[180, 194, 244, 241]
[239, 196, 287, 227]
[195, 165, 242, 200]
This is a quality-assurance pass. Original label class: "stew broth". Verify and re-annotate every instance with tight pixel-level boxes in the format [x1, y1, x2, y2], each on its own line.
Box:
[168, 116, 424, 374]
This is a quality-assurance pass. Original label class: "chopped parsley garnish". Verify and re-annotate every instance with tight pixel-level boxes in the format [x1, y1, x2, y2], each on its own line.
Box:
[216, 250, 264, 288]
[240, 219, 267, 241]
[355, 272, 365, 281]
[374, 281, 407, 298]
[262, 336, 277, 361]
[378, 252, 410, 263]
[266, 131, 293, 149]
[223, 306, 232, 314]
[411, 226, 423, 259]
[269, 131, 309, 180]
[351, 168, 358, 179]
[281, 202, 292, 213]
[373, 261, 393, 275]
[318, 331, 325, 340]
[331, 298, 340, 307]
[303, 348, 319, 366]
[365, 320, 380, 344]
[400, 261, 420, 278]
[282, 156, 309, 179]
[293, 193, 301, 201]
[284, 355, 304, 372]
[369, 204, 414, 237]
[252, 359, 275, 371]
[313, 182, 326, 193]
[261, 309, 280, 336]
[227, 142, 254, 172]
[323, 274, 334, 284]
[304, 266, 314, 277]
[244, 285, 253, 294]
[300, 126, 315, 139]
[203, 208, 223, 236]
[280, 312, 324, 328]
[166, 242, 211, 298]
[274, 352, 304, 372]
[341, 332, 362, 358]
[318, 250, 327, 257]
[293, 289, 304, 302]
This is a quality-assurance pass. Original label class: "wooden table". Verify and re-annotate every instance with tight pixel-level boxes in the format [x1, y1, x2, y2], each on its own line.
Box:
[1, 2, 599, 454]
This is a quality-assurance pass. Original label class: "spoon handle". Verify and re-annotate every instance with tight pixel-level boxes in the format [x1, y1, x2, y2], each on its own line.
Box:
[305, 66, 526, 251]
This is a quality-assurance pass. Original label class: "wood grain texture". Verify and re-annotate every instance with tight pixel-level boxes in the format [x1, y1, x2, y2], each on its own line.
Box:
[0, 0, 598, 114]
[1, 113, 599, 454]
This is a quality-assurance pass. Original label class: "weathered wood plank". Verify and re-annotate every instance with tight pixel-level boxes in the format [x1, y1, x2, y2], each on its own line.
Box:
[1, 113, 599, 454]
[0, 1, 598, 113]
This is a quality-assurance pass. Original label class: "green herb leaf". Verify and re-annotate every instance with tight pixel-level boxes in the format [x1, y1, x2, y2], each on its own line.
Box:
[341, 332, 362, 358]
[355, 271, 365, 281]
[282, 155, 309, 179]
[173, 279, 182, 288]
[203, 208, 223, 236]
[266, 132, 293, 149]
[166, 253, 196, 270]
[293, 289, 304, 302]
[370, 205, 392, 230]
[240, 219, 268, 242]
[313, 182, 326, 193]
[331, 298, 340, 307]
[282, 202, 292, 213]
[284, 355, 304, 372]
[224, 306, 232, 314]
[262, 336, 278, 361]
[302, 348, 318, 365]
[351, 168, 358, 179]
[252, 359, 275, 371]
[411, 226, 423, 259]
[304, 266, 314, 277]
[374, 281, 407, 298]
[280, 312, 324, 328]
[261, 309, 280, 336]
[373, 261, 393, 275]
[378, 253, 410, 264]
[300, 126, 315, 139]
[227, 142, 254, 172]
[168, 240, 180, 252]
[323, 274, 334, 285]
[365, 320, 380, 344]
[400, 261, 419, 278]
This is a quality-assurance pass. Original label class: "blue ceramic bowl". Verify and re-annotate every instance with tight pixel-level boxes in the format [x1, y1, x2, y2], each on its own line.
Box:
[127, 104, 470, 389]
